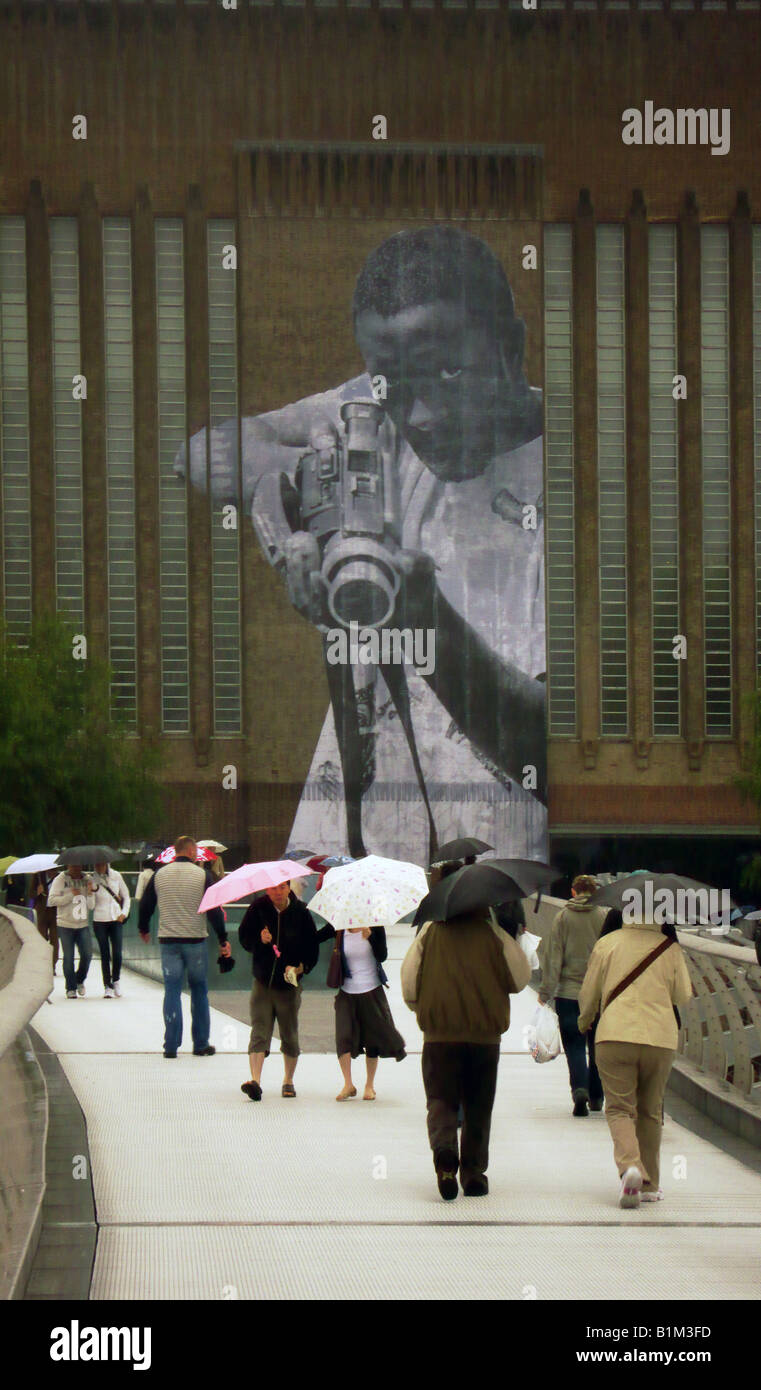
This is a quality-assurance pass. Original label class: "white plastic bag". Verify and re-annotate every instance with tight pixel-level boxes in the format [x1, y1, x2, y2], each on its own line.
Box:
[520, 930, 541, 972]
[525, 1002, 562, 1064]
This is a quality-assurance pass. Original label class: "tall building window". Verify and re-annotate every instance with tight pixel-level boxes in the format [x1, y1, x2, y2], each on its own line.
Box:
[207, 221, 241, 736]
[50, 218, 84, 626]
[596, 224, 628, 735]
[753, 226, 761, 677]
[0, 218, 31, 642]
[701, 225, 732, 736]
[544, 224, 576, 735]
[648, 224, 680, 735]
[103, 219, 137, 728]
[155, 220, 190, 733]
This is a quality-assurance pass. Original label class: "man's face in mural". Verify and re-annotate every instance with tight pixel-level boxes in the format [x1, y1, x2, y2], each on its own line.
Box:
[354, 301, 526, 482]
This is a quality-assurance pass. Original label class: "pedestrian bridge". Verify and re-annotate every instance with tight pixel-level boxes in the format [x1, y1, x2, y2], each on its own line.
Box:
[3, 906, 761, 1302]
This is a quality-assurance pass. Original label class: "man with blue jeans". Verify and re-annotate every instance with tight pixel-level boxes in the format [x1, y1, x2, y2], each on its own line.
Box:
[538, 875, 609, 1117]
[48, 865, 97, 999]
[138, 835, 230, 1058]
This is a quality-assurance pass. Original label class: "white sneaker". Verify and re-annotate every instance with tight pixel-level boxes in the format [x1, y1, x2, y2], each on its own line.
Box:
[104, 988, 115, 999]
[641, 1187, 664, 1203]
[620, 1166, 642, 1209]
[77, 984, 86, 997]
[113, 981, 121, 997]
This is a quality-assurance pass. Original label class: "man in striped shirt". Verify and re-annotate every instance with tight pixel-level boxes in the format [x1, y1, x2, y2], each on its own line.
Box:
[138, 835, 230, 1059]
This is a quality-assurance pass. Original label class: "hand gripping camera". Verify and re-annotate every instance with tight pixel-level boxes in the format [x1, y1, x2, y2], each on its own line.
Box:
[287, 399, 402, 630]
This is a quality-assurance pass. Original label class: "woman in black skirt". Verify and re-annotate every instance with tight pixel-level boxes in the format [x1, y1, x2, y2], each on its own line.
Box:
[319, 924, 406, 1100]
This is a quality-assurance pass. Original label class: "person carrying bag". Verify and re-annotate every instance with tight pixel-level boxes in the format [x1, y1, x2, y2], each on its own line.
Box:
[578, 920, 693, 1210]
[320, 923, 406, 1101]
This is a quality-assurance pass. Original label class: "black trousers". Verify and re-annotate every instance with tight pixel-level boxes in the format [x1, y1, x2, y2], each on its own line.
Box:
[94, 921, 123, 988]
[421, 1041, 500, 1185]
[555, 996, 603, 1102]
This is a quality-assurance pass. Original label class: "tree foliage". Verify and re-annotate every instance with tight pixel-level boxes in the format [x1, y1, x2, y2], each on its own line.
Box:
[0, 614, 165, 851]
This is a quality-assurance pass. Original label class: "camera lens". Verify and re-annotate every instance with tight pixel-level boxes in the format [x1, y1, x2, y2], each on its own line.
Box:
[328, 562, 396, 628]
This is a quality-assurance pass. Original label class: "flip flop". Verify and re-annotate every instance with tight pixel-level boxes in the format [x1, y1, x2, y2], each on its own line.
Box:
[336, 1086, 357, 1101]
[363, 1089, 376, 1101]
[281, 1083, 296, 1098]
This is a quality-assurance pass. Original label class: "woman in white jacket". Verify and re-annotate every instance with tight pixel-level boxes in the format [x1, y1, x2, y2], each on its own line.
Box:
[92, 860, 131, 998]
[47, 867, 97, 999]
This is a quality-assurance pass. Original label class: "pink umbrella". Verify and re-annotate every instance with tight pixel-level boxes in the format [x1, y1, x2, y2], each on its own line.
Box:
[198, 859, 313, 914]
[156, 845, 217, 865]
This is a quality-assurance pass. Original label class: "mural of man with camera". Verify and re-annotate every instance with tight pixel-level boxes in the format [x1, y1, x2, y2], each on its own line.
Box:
[181, 226, 547, 865]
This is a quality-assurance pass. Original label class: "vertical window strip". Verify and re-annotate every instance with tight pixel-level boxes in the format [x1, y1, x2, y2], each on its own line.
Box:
[596, 224, 628, 735]
[701, 225, 732, 735]
[543, 224, 576, 735]
[753, 227, 761, 676]
[0, 218, 32, 642]
[648, 225, 680, 735]
[207, 221, 241, 735]
[155, 220, 190, 732]
[50, 218, 84, 627]
[103, 218, 137, 729]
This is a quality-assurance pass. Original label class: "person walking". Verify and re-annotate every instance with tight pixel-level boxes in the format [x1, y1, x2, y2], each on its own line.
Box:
[92, 860, 131, 998]
[138, 835, 230, 1058]
[34, 870, 59, 973]
[318, 923, 406, 1101]
[401, 906, 530, 1200]
[578, 918, 693, 1208]
[47, 865, 97, 999]
[238, 880, 319, 1100]
[134, 857, 157, 902]
[537, 875, 610, 1117]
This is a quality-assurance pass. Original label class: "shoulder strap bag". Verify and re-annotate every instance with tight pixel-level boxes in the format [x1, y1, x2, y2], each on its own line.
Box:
[600, 936, 676, 1016]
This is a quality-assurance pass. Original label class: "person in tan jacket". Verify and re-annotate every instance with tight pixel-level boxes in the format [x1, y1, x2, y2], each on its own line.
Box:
[578, 919, 693, 1209]
[401, 907, 530, 1201]
[538, 875, 610, 1117]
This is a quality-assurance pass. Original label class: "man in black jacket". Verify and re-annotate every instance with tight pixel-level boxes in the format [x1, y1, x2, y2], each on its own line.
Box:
[238, 880, 319, 1100]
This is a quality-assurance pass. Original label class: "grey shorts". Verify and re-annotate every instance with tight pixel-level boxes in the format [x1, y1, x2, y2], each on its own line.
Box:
[249, 978, 302, 1057]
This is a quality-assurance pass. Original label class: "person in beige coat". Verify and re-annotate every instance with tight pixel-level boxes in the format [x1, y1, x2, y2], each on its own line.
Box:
[578, 920, 693, 1209]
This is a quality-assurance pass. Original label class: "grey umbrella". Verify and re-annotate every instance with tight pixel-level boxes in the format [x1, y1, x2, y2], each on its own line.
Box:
[413, 858, 558, 926]
[57, 845, 118, 867]
[588, 872, 735, 926]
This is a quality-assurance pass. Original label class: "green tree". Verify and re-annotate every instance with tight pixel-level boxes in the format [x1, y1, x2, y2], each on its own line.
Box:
[0, 614, 165, 851]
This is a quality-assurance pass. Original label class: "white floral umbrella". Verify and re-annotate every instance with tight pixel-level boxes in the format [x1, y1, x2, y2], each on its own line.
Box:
[308, 854, 428, 932]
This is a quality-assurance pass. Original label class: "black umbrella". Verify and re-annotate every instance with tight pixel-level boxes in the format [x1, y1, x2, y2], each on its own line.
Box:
[413, 858, 558, 926]
[430, 837, 493, 866]
[588, 872, 735, 926]
[57, 845, 118, 867]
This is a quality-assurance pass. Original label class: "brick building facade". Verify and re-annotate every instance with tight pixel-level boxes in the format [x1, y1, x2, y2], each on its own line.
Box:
[0, 0, 759, 878]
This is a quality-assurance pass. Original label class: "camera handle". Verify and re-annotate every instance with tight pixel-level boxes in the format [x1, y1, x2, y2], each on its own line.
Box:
[323, 643, 439, 864]
[380, 660, 439, 865]
[324, 655, 368, 858]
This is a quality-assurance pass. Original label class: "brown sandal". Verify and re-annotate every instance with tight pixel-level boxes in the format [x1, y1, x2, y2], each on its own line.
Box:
[336, 1085, 357, 1101]
[281, 1083, 296, 1098]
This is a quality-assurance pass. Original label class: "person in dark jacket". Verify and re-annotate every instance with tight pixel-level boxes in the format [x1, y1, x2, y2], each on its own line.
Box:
[238, 880, 319, 1100]
[34, 870, 59, 972]
[317, 922, 406, 1101]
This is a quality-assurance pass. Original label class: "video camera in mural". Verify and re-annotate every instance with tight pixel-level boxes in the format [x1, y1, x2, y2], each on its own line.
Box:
[256, 398, 403, 631]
